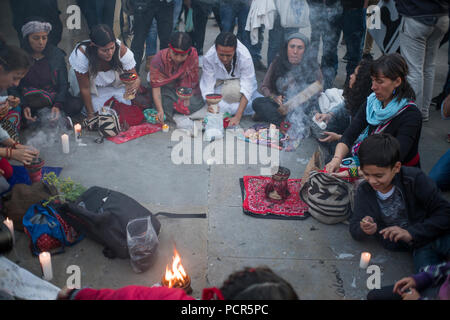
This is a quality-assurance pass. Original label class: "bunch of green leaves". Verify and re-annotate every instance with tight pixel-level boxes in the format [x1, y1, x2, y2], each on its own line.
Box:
[42, 172, 86, 206]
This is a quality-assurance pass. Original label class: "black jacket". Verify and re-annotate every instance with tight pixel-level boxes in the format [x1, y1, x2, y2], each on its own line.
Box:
[340, 101, 422, 167]
[8, 45, 68, 107]
[350, 167, 450, 249]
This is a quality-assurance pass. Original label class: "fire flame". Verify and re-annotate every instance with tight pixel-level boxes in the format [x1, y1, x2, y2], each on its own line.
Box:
[164, 248, 188, 288]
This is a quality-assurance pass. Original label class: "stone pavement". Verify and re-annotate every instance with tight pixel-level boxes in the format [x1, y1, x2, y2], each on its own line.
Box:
[1, 1, 449, 300]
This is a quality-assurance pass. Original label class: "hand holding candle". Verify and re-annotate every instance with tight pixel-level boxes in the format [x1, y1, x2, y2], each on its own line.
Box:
[39, 252, 53, 281]
[360, 252, 371, 269]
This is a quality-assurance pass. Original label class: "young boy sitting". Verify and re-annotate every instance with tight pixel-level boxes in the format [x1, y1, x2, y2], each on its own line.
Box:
[349, 134, 450, 273]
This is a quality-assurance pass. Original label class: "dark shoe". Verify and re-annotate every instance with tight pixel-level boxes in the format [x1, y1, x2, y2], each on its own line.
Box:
[253, 59, 267, 71]
[362, 53, 373, 60]
[432, 92, 446, 110]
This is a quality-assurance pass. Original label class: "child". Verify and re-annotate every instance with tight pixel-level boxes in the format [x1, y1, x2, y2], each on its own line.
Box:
[349, 134, 450, 273]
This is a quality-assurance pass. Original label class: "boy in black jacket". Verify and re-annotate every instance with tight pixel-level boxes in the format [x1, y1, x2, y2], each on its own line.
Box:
[349, 134, 450, 272]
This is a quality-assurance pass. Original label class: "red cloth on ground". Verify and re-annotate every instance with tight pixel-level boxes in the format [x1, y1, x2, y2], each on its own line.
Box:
[0, 157, 13, 180]
[74, 285, 195, 300]
[106, 123, 162, 144]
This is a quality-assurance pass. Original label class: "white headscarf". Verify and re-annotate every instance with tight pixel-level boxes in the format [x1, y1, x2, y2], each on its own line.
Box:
[21, 21, 52, 38]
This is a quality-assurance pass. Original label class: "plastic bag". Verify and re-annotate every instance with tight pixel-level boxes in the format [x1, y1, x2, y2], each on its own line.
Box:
[127, 216, 159, 273]
[185, 8, 194, 33]
[204, 112, 224, 142]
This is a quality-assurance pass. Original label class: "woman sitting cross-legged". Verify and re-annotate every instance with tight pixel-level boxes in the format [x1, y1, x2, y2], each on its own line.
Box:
[325, 53, 422, 178]
[150, 32, 204, 130]
[69, 24, 140, 125]
[8, 18, 69, 129]
[253, 33, 323, 127]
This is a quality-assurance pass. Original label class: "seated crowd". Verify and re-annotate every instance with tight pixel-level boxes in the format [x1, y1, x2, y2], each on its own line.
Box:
[0, 13, 449, 301]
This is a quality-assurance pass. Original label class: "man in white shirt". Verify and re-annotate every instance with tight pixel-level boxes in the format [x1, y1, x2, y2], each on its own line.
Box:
[200, 32, 261, 127]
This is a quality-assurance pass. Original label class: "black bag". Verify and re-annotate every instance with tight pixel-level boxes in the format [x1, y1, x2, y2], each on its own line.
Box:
[59, 186, 161, 259]
[58, 186, 206, 259]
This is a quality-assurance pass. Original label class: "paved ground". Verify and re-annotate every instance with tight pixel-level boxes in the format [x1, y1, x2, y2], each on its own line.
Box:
[1, 1, 449, 300]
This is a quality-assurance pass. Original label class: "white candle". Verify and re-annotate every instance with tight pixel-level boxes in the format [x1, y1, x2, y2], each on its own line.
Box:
[61, 134, 69, 154]
[74, 124, 82, 142]
[39, 252, 53, 281]
[360, 252, 371, 269]
[3, 218, 14, 244]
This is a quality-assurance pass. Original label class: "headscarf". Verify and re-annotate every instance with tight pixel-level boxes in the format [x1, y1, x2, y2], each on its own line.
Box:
[150, 47, 200, 94]
[21, 21, 52, 38]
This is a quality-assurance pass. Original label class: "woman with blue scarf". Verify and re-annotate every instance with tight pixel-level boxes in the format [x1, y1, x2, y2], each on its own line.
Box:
[326, 53, 422, 176]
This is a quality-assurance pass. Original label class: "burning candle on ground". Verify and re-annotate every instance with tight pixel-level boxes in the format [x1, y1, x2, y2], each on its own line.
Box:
[61, 134, 69, 154]
[3, 218, 14, 243]
[360, 252, 371, 269]
[74, 124, 82, 142]
[162, 248, 192, 294]
[162, 124, 169, 133]
[39, 252, 53, 281]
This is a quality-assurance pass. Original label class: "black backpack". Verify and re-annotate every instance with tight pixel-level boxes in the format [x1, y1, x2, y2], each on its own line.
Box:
[59, 186, 205, 259]
[59, 186, 160, 259]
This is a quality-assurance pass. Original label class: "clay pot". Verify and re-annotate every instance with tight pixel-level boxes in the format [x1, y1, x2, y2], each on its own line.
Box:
[120, 72, 138, 100]
[205, 94, 223, 105]
[24, 157, 45, 183]
[176, 87, 193, 100]
[265, 166, 291, 203]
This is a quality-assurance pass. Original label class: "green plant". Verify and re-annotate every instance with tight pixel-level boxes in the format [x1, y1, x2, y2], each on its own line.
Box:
[42, 172, 86, 206]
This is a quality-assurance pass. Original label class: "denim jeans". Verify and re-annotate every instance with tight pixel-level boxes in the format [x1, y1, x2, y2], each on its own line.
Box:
[342, 8, 366, 80]
[219, 0, 261, 61]
[429, 149, 450, 191]
[413, 233, 450, 273]
[77, 0, 116, 31]
[267, 15, 298, 67]
[188, 0, 213, 56]
[131, 0, 174, 71]
[309, 1, 343, 90]
[146, 0, 182, 57]
[400, 15, 449, 119]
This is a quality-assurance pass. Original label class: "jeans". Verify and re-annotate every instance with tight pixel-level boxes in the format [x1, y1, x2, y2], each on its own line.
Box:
[189, 0, 212, 56]
[400, 15, 449, 119]
[413, 233, 450, 273]
[219, 0, 261, 61]
[429, 149, 450, 191]
[309, 1, 343, 90]
[267, 15, 298, 66]
[342, 8, 366, 80]
[146, 0, 182, 57]
[131, 0, 174, 72]
[77, 0, 116, 31]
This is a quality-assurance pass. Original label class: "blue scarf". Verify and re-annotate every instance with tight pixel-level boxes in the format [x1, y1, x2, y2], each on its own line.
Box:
[366, 92, 409, 126]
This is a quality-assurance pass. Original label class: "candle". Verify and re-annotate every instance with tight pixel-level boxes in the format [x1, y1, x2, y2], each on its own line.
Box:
[162, 124, 169, 133]
[74, 124, 82, 142]
[360, 252, 371, 269]
[61, 134, 69, 154]
[39, 252, 53, 281]
[3, 218, 14, 244]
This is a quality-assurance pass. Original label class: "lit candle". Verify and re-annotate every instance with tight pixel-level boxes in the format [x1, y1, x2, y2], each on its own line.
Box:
[162, 124, 169, 133]
[74, 124, 82, 142]
[3, 218, 14, 244]
[61, 134, 69, 154]
[39, 252, 53, 281]
[360, 252, 371, 269]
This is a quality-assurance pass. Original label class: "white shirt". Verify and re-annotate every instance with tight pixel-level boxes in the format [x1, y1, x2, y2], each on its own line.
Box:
[200, 40, 257, 103]
[68, 39, 136, 88]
